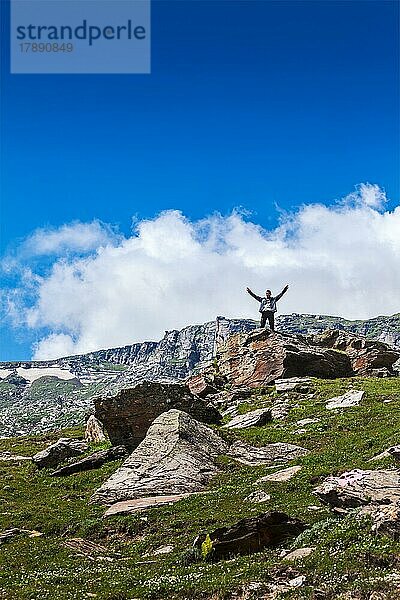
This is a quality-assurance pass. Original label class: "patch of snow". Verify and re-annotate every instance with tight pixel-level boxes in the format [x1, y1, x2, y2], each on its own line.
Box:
[0, 370, 13, 380]
[16, 367, 77, 383]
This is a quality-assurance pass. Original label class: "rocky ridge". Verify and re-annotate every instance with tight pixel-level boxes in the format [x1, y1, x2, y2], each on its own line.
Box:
[0, 313, 398, 437]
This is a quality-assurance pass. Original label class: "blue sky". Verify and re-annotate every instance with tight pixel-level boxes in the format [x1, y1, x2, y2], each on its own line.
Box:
[1, 0, 399, 361]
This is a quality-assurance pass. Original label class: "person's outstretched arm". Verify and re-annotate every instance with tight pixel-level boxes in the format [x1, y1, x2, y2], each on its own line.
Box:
[246, 287, 262, 302]
[275, 284, 289, 301]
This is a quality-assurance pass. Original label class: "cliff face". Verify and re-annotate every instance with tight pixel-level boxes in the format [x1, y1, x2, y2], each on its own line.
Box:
[0, 314, 398, 437]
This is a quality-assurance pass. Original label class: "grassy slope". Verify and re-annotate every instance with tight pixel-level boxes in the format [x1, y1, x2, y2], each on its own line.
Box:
[1, 377, 400, 600]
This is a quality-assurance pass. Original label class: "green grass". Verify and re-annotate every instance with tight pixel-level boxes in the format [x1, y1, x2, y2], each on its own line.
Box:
[1, 377, 400, 599]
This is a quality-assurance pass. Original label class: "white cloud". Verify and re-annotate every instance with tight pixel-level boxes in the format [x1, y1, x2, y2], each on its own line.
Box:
[22, 220, 117, 256]
[4, 184, 400, 360]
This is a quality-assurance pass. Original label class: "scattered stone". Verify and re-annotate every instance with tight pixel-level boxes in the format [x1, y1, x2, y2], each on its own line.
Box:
[228, 440, 309, 466]
[33, 438, 88, 469]
[370, 446, 400, 462]
[50, 446, 127, 477]
[92, 409, 228, 505]
[84, 415, 106, 443]
[245, 490, 271, 503]
[281, 547, 314, 561]
[94, 382, 222, 450]
[0, 528, 43, 544]
[275, 377, 312, 393]
[217, 328, 352, 388]
[193, 511, 306, 560]
[258, 465, 302, 483]
[314, 469, 400, 508]
[0, 451, 32, 461]
[326, 390, 365, 410]
[296, 418, 320, 426]
[223, 408, 272, 430]
[104, 494, 196, 516]
[152, 545, 174, 555]
[271, 398, 291, 420]
[288, 575, 306, 588]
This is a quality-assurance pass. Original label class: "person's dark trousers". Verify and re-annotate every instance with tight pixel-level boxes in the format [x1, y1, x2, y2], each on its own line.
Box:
[260, 311, 275, 330]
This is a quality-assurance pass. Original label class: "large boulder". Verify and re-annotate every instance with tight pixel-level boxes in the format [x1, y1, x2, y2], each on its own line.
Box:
[309, 330, 400, 376]
[94, 382, 222, 450]
[193, 512, 306, 560]
[91, 409, 229, 505]
[32, 438, 88, 469]
[217, 329, 352, 388]
[314, 469, 400, 508]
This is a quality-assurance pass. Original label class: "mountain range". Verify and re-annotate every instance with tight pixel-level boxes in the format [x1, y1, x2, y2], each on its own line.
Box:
[0, 312, 398, 437]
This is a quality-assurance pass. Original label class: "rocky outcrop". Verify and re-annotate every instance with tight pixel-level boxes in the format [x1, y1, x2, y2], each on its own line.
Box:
[314, 469, 400, 540]
[91, 409, 229, 505]
[84, 415, 106, 443]
[309, 330, 400, 376]
[50, 445, 127, 476]
[217, 329, 352, 388]
[193, 512, 306, 560]
[275, 377, 312, 393]
[94, 382, 222, 450]
[1, 314, 398, 438]
[314, 469, 400, 508]
[32, 438, 88, 469]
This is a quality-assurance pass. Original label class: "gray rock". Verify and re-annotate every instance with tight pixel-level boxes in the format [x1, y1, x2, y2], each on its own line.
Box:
[245, 490, 271, 503]
[193, 512, 307, 560]
[314, 469, 400, 508]
[228, 440, 309, 466]
[91, 409, 229, 505]
[33, 438, 88, 469]
[50, 446, 128, 476]
[326, 390, 365, 410]
[94, 382, 222, 450]
[358, 502, 400, 540]
[282, 547, 314, 561]
[223, 408, 272, 430]
[84, 415, 106, 443]
[257, 465, 302, 483]
[275, 377, 312, 393]
[0, 452, 32, 461]
[271, 398, 291, 420]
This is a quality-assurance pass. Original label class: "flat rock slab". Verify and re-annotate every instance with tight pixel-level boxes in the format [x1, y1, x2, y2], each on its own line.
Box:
[104, 494, 195, 516]
[370, 446, 400, 462]
[223, 408, 272, 430]
[193, 511, 306, 560]
[228, 440, 309, 466]
[0, 452, 32, 461]
[282, 547, 314, 561]
[326, 390, 365, 410]
[94, 381, 222, 451]
[91, 409, 229, 505]
[275, 378, 312, 393]
[50, 446, 128, 477]
[33, 438, 88, 469]
[314, 469, 400, 508]
[296, 418, 320, 426]
[258, 465, 302, 483]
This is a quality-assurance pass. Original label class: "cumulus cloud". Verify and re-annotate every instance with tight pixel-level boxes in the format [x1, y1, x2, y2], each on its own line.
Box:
[21, 220, 118, 257]
[3, 184, 400, 360]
